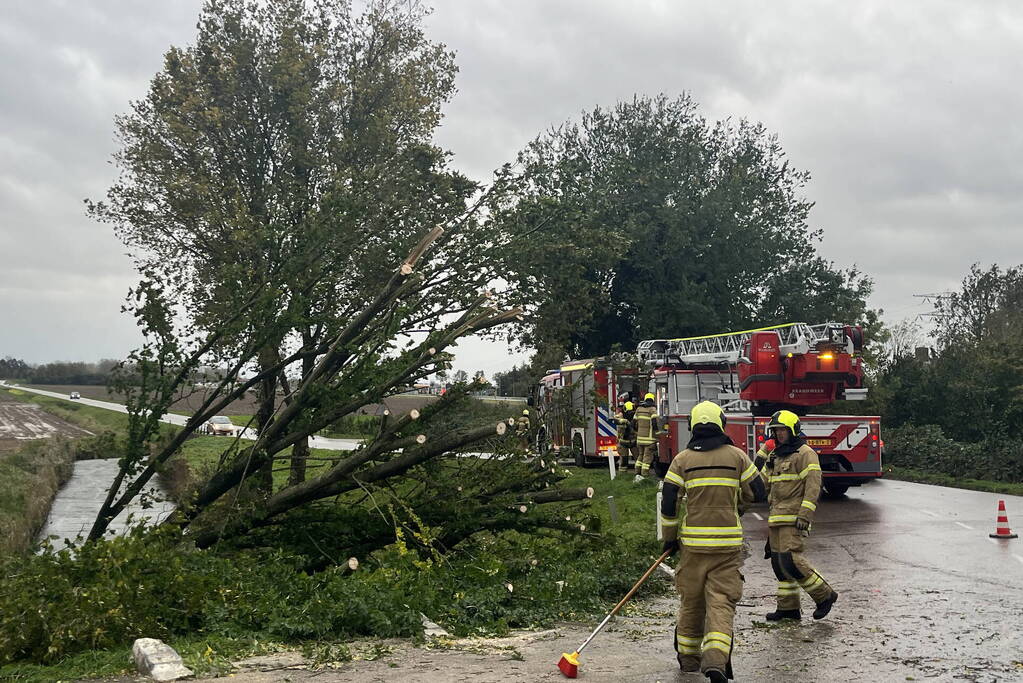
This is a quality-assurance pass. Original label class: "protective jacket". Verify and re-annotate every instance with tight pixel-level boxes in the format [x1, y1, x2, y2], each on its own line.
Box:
[515, 415, 530, 435]
[615, 407, 637, 446]
[634, 401, 659, 446]
[661, 435, 765, 553]
[764, 438, 822, 527]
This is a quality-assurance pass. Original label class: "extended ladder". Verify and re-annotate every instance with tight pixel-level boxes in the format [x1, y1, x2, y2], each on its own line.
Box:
[637, 322, 853, 367]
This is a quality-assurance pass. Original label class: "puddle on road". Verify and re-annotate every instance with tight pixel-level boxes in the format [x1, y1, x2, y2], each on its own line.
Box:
[36, 458, 176, 548]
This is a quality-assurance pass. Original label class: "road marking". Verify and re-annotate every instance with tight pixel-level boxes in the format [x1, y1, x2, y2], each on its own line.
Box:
[955, 522, 973, 530]
[920, 509, 941, 518]
[1014, 555, 1023, 566]
[752, 512, 763, 521]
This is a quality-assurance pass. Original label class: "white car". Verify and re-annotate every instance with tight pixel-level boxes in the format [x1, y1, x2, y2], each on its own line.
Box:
[69, 391, 81, 400]
[205, 416, 239, 436]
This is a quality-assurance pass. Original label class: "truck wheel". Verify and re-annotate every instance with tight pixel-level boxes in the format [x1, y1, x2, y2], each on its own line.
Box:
[573, 434, 586, 468]
[824, 483, 849, 497]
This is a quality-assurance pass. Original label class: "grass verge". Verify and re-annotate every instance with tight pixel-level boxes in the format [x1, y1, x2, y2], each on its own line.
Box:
[883, 466, 1023, 497]
[0, 439, 77, 555]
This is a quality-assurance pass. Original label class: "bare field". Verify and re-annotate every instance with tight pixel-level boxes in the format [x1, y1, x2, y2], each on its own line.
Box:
[23, 384, 441, 417]
[0, 398, 92, 451]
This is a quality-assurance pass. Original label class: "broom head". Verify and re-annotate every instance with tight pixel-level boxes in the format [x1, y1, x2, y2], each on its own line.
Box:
[558, 651, 580, 678]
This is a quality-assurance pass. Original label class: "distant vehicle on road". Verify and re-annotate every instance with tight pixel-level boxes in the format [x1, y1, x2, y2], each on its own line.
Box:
[205, 415, 239, 436]
[69, 391, 81, 400]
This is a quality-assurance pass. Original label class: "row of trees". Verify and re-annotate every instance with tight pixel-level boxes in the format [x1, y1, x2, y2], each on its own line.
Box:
[870, 264, 1023, 481]
[0, 358, 118, 385]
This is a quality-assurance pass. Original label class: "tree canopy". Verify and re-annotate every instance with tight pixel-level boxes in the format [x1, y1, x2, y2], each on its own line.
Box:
[495, 94, 876, 360]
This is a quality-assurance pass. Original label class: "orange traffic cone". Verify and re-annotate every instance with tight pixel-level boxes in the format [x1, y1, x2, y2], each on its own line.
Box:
[989, 500, 1018, 539]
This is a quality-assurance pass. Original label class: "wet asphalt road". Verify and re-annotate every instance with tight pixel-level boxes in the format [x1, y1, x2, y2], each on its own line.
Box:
[199, 478, 1023, 683]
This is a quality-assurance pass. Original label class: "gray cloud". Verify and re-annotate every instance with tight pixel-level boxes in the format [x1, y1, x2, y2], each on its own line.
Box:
[2, 1, 1021, 370]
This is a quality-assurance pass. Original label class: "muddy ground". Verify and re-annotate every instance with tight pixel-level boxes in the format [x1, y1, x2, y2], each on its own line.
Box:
[0, 392, 92, 451]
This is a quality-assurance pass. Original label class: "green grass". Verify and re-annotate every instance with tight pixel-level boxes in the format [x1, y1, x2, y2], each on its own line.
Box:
[1, 387, 130, 433]
[562, 466, 662, 544]
[884, 466, 1023, 496]
[0, 440, 77, 555]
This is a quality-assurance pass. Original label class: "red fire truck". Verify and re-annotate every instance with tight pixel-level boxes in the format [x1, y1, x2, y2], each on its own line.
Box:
[535, 322, 882, 495]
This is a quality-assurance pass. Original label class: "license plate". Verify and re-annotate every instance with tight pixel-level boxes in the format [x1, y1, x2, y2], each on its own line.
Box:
[806, 438, 832, 447]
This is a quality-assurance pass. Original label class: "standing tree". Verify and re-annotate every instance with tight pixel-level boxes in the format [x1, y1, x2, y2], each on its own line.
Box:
[494, 94, 878, 360]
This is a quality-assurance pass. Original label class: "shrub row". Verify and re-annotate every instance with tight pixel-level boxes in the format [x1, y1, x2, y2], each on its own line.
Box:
[0, 523, 661, 665]
[883, 423, 1023, 483]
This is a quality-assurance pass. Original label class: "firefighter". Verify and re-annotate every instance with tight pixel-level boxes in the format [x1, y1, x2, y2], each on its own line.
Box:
[614, 401, 639, 470]
[759, 409, 839, 621]
[515, 408, 531, 449]
[661, 401, 766, 681]
[633, 392, 660, 482]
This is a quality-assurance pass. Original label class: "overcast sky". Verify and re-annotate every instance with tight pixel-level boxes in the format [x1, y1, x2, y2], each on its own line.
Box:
[2, 1, 1022, 376]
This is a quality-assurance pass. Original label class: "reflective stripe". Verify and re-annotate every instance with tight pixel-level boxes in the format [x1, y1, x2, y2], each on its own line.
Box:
[799, 463, 822, 479]
[664, 470, 685, 487]
[778, 581, 798, 588]
[800, 573, 824, 591]
[681, 525, 742, 536]
[681, 537, 743, 547]
[660, 516, 680, 528]
[769, 473, 800, 482]
[769, 514, 798, 524]
[676, 634, 701, 646]
[801, 500, 817, 511]
[740, 463, 759, 482]
[703, 632, 732, 646]
[686, 477, 740, 489]
[777, 587, 800, 595]
[702, 641, 731, 654]
[679, 644, 700, 654]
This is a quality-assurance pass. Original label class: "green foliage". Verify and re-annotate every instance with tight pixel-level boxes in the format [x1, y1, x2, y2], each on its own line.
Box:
[0, 469, 666, 666]
[0, 440, 76, 555]
[873, 264, 1023, 473]
[496, 93, 876, 358]
[884, 423, 1023, 483]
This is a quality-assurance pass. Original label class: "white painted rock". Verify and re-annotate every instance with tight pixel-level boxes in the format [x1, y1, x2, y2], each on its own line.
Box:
[132, 638, 193, 681]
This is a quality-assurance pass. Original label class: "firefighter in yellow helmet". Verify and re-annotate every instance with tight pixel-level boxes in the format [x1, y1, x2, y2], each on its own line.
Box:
[633, 392, 660, 482]
[759, 409, 838, 621]
[614, 400, 638, 470]
[515, 408, 531, 449]
[661, 401, 766, 681]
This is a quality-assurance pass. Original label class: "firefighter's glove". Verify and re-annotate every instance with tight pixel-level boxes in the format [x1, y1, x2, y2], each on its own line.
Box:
[662, 539, 680, 557]
[795, 518, 811, 531]
[763, 539, 771, 559]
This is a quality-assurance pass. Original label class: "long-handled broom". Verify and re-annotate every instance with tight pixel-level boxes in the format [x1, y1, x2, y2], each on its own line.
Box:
[557, 550, 672, 678]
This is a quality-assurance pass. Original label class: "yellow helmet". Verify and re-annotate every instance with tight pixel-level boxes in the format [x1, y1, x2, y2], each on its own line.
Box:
[644, 392, 655, 401]
[522, 409, 529, 416]
[767, 410, 800, 435]
[624, 401, 634, 411]
[689, 401, 725, 431]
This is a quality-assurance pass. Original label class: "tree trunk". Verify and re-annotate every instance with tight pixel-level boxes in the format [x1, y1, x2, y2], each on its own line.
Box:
[288, 343, 316, 487]
[255, 343, 279, 493]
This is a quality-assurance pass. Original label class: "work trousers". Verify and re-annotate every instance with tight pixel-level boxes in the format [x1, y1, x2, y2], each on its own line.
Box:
[769, 525, 834, 610]
[674, 550, 743, 674]
[637, 443, 657, 475]
[617, 443, 639, 468]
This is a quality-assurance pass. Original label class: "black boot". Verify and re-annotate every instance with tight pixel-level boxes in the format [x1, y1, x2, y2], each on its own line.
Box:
[813, 591, 838, 620]
[765, 608, 801, 621]
[705, 670, 728, 683]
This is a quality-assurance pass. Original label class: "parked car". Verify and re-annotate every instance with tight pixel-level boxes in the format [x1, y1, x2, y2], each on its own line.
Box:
[205, 415, 239, 436]
[69, 391, 81, 400]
